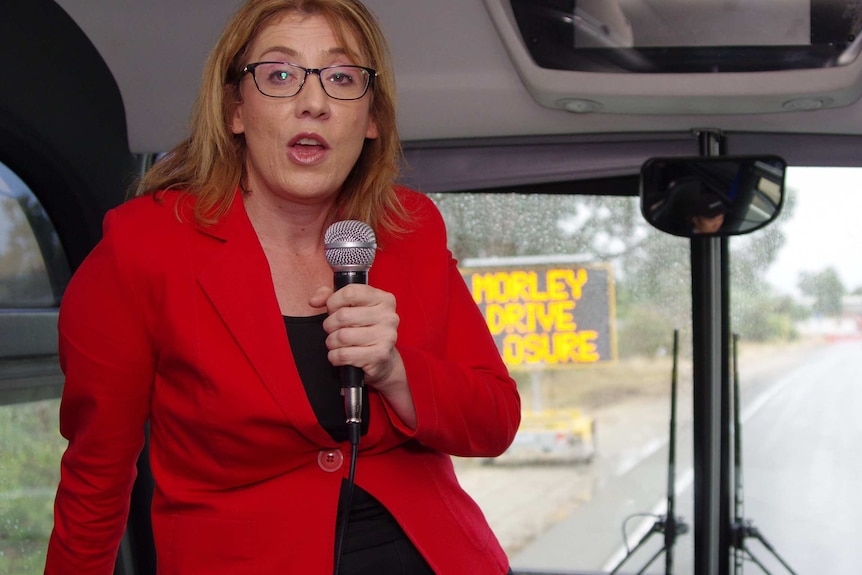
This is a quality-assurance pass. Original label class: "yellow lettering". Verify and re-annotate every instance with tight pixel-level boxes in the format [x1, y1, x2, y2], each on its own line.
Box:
[502, 334, 523, 366]
[545, 270, 570, 300]
[486, 304, 505, 335]
[467, 266, 607, 366]
[509, 271, 531, 302]
[523, 334, 546, 364]
[565, 268, 589, 299]
[502, 303, 527, 333]
[550, 301, 576, 331]
[498, 330, 601, 366]
[470, 273, 491, 304]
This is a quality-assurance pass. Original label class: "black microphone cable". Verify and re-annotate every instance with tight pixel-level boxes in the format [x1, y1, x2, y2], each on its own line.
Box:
[333, 434, 359, 575]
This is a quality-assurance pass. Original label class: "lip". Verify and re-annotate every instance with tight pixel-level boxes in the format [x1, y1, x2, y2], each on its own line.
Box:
[287, 132, 330, 166]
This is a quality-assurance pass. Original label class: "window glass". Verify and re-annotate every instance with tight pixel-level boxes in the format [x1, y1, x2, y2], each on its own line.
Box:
[733, 167, 862, 574]
[0, 398, 64, 574]
[430, 191, 696, 572]
[0, 162, 69, 308]
[434, 167, 861, 573]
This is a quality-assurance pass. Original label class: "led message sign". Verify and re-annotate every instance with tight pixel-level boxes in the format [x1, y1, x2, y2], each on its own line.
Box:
[460, 264, 616, 367]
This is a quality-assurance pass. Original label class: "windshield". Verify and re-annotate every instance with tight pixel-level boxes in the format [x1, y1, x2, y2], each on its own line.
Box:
[429, 165, 861, 574]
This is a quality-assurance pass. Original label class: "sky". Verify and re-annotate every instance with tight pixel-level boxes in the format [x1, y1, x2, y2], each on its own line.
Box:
[764, 167, 862, 296]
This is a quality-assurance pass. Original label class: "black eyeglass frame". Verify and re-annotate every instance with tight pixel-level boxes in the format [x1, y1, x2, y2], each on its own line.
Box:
[241, 62, 378, 101]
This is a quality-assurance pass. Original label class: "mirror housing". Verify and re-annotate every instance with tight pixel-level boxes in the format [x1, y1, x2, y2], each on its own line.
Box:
[640, 155, 786, 237]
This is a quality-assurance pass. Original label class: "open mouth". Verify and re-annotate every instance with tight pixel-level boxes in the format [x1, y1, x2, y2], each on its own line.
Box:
[288, 134, 329, 164]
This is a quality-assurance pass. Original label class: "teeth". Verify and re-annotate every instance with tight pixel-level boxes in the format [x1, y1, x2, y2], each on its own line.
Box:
[296, 138, 321, 146]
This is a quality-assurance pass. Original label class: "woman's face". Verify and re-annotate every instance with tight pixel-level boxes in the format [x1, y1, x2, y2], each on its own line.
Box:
[231, 12, 378, 207]
[692, 213, 725, 234]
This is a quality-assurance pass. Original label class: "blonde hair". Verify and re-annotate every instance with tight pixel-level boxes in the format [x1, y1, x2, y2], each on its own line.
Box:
[136, 0, 406, 233]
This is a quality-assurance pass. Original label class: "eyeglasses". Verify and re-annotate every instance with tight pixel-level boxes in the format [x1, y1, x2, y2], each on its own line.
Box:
[242, 62, 377, 100]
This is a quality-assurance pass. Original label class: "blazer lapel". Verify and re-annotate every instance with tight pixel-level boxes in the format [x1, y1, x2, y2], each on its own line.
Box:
[194, 192, 323, 439]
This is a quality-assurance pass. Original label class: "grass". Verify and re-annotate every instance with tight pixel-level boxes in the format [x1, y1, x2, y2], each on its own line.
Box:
[510, 337, 824, 414]
[511, 355, 680, 413]
[0, 398, 64, 575]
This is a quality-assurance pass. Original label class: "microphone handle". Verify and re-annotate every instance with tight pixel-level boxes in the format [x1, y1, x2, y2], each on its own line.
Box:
[334, 269, 368, 290]
[333, 270, 368, 442]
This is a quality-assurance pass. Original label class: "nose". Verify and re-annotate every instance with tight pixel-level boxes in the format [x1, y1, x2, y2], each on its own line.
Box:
[294, 71, 330, 118]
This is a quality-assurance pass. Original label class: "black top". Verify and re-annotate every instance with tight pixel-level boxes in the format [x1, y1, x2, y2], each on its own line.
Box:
[284, 314, 369, 442]
[283, 315, 405, 554]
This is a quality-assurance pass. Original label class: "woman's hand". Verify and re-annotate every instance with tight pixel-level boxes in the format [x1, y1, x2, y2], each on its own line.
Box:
[309, 285, 416, 427]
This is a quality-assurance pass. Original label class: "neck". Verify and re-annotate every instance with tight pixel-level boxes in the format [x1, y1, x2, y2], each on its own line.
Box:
[242, 190, 336, 251]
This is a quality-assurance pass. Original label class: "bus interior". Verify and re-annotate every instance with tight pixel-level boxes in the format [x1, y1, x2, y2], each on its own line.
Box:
[2, 1, 861, 574]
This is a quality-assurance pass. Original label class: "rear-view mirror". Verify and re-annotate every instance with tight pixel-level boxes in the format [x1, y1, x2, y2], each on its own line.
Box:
[640, 155, 786, 237]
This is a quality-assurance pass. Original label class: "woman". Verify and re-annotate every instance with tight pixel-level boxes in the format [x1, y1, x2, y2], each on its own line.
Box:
[45, 1, 520, 574]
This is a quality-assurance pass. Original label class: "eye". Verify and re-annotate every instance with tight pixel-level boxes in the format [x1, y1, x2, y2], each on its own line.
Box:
[261, 64, 300, 85]
[325, 67, 359, 85]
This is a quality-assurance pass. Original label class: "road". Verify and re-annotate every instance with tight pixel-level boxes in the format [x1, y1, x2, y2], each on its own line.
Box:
[454, 339, 862, 574]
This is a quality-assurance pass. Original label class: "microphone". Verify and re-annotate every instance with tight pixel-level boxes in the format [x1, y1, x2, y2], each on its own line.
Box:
[323, 220, 377, 445]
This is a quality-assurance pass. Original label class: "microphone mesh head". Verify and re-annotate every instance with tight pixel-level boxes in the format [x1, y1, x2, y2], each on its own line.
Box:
[324, 220, 377, 271]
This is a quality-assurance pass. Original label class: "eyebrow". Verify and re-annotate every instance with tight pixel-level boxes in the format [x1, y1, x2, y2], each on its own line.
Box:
[258, 46, 350, 61]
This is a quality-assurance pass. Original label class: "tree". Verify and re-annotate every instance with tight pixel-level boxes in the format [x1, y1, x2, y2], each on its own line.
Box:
[430, 182, 797, 358]
[798, 267, 845, 316]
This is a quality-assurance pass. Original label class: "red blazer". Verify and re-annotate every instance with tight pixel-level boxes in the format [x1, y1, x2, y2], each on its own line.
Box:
[45, 188, 520, 575]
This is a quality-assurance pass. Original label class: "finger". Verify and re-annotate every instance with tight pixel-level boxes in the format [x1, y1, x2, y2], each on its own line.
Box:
[326, 337, 394, 377]
[327, 283, 375, 310]
[325, 307, 400, 343]
[308, 286, 334, 309]
[331, 287, 396, 316]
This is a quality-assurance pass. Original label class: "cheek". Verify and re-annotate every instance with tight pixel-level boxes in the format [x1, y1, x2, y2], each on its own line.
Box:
[240, 108, 280, 148]
[232, 87, 277, 137]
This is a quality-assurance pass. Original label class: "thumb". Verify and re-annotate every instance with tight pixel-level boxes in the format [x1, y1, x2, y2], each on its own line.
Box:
[308, 285, 334, 310]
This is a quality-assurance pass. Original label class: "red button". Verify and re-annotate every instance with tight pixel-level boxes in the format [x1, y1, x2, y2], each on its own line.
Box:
[317, 449, 344, 472]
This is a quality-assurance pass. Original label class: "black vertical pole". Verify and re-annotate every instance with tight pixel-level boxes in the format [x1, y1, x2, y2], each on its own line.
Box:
[719, 236, 732, 575]
[690, 130, 730, 575]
